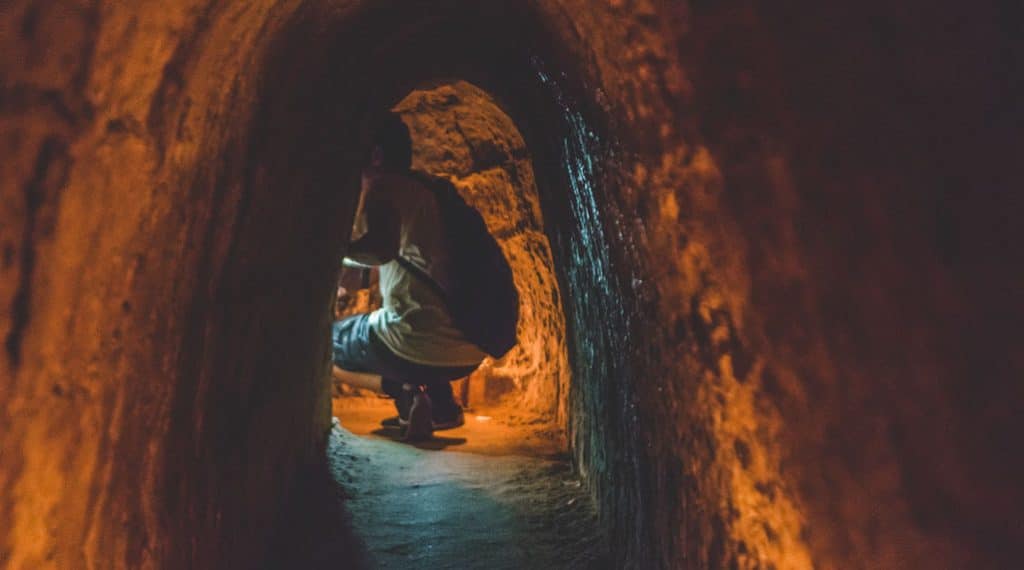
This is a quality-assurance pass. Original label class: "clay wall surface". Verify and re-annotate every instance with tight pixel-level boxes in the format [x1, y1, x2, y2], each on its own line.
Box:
[394, 81, 570, 423]
[0, 2, 348, 567]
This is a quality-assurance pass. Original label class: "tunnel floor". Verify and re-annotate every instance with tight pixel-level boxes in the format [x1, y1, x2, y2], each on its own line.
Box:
[323, 401, 607, 569]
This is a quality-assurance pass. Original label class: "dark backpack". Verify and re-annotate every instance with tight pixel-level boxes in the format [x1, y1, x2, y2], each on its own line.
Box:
[398, 171, 520, 359]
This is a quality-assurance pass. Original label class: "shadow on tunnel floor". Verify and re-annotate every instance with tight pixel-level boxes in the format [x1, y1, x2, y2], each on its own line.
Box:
[370, 426, 469, 450]
[265, 445, 370, 570]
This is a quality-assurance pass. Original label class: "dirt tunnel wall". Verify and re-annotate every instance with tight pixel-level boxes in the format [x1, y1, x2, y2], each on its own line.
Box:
[2, 1, 1022, 569]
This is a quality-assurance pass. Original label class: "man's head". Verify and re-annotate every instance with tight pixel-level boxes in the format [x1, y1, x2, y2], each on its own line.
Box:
[365, 111, 412, 172]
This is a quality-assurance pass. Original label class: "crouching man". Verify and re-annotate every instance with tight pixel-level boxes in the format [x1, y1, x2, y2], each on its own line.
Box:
[331, 112, 490, 441]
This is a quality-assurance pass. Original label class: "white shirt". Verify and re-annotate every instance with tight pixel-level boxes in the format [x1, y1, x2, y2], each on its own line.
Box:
[357, 171, 487, 367]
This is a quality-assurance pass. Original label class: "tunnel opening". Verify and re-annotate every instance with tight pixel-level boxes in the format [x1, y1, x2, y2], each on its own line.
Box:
[331, 79, 571, 454]
[260, 3, 642, 566]
[220, 1, 644, 565]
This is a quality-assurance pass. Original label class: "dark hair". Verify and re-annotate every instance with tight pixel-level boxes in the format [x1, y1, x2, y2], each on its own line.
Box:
[367, 111, 412, 171]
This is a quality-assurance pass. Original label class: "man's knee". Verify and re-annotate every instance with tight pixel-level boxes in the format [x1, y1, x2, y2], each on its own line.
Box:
[331, 313, 372, 370]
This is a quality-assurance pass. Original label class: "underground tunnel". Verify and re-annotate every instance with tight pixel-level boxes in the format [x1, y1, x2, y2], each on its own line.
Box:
[2, 1, 1022, 569]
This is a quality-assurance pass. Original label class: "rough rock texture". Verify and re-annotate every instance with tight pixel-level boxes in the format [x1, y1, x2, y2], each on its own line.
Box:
[1, 1, 1021, 569]
[360, 81, 568, 425]
[0, 3, 349, 568]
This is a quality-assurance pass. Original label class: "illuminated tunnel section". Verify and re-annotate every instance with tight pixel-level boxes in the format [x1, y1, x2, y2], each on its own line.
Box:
[334, 80, 572, 437]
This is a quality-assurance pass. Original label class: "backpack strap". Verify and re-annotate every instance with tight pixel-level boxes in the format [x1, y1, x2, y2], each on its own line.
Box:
[395, 256, 450, 305]
[395, 171, 450, 302]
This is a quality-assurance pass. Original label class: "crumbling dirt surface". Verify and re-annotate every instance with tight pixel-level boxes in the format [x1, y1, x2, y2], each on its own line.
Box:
[327, 404, 606, 569]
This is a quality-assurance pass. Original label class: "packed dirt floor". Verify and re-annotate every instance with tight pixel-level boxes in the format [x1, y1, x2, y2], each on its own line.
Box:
[320, 399, 606, 569]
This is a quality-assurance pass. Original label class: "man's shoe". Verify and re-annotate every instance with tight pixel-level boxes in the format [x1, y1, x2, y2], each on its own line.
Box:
[394, 388, 413, 421]
[432, 407, 465, 431]
[380, 415, 408, 428]
[403, 392, 433, 442]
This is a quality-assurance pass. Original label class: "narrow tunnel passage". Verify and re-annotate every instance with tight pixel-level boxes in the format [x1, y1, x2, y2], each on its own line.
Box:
[2, 2, 1022, 569]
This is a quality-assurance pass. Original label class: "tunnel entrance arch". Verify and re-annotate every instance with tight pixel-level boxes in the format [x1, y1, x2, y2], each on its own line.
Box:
[332, 79, 572, 447]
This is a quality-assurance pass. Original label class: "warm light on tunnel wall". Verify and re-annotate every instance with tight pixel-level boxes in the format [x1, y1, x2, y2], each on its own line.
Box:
[331, 80, 572, 434]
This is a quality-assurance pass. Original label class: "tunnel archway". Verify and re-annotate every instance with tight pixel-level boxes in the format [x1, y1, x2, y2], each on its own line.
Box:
[225, 3, 647, 565]
[333, 79, 572, 444]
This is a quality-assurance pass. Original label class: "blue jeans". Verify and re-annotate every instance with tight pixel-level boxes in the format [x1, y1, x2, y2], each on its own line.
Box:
[332, 313, 479, 417]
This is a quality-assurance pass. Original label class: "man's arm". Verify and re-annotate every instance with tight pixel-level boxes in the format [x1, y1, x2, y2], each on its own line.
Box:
[346, 192, 400, 266]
